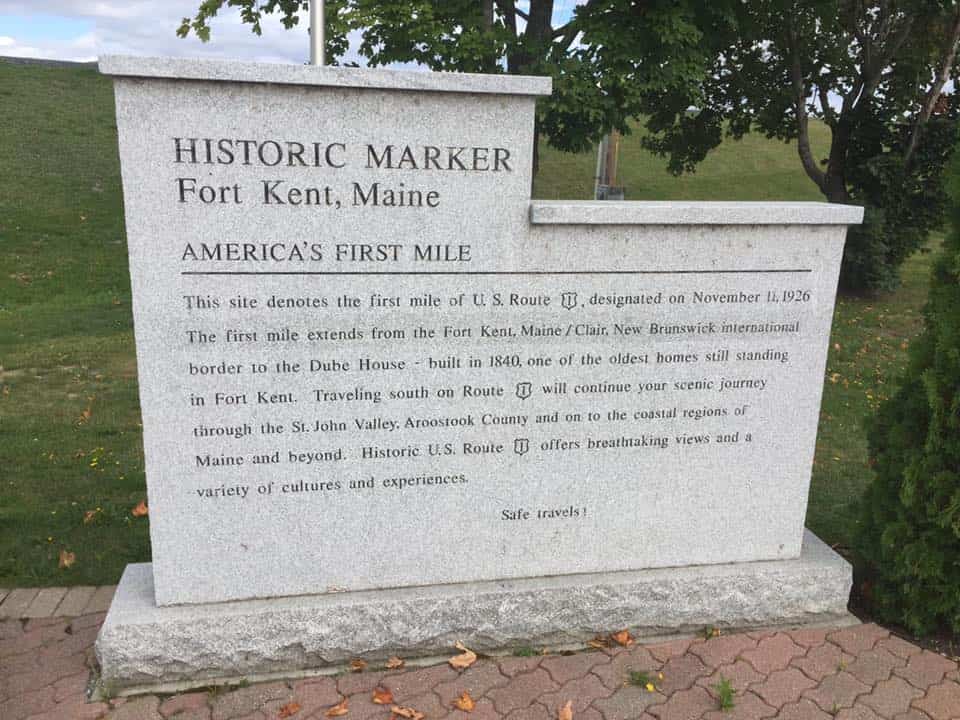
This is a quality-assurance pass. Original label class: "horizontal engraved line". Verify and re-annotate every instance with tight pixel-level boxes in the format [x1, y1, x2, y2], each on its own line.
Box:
[180, 269, 814, 276]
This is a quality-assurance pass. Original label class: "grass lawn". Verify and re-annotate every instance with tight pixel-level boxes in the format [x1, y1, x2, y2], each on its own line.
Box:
[0, 61, 932, 587]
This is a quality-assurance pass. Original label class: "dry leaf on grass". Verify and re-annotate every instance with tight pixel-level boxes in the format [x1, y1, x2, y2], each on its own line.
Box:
[58, 549, 76, 569]
[558, 700, 573, 720]
[325, 698, 349, 717]
[350, 659, 368, 672]
[372, 687, 394, 705]
[386, 656, 405, 669]
[82, 509, 99, 524]
[611, 629, 634, 647]
[391, 706, 425, 720]
[448, 641, 477, 670]
[278, 701, 302, 718]
[453, 691, 476, 712]
[131, 501, 148, 517]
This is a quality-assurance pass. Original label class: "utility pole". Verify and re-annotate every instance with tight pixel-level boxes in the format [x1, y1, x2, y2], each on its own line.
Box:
[310, 0, 326, 66]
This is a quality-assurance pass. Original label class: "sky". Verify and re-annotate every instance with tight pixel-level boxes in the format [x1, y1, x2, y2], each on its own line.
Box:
[0, 1, 581, 66]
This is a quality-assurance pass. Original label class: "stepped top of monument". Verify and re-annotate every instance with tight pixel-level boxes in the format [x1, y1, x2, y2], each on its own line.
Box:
[529, 200, 865, 226]
[98, 55, 553, 97]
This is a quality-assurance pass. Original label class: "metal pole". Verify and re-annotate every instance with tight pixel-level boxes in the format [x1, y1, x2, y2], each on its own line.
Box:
[310, 0, 325, 66]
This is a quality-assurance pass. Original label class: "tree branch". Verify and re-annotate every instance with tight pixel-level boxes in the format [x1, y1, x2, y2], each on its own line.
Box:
[904, 8, 960, 169]
[787, 23, 826, 190]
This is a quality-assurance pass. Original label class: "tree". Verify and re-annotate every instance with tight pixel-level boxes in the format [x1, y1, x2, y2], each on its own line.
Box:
[856, 149, 960, 634]
[177, 1, 731, 169]
[634, 1, 960, 292]
[182, 2, 960, 291]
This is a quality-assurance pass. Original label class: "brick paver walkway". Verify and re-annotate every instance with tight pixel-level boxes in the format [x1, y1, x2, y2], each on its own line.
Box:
[2, 604, 958, 720]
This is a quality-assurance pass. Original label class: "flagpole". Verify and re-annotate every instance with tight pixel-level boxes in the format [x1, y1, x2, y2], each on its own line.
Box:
[310, 0, 325, 66]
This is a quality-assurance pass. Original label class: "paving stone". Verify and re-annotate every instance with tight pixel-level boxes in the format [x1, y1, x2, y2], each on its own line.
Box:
[24, 588, 68, 619]
[776, 697, 833, 720]
[894, 651, 957, 690]
[690, 635, 756, 668]
[53, 670, 90, 702]
[858, 677, 924, 717]
[787, 628, 831, 649]
[835, 704, 884, 720]
[337, 671, 386, 697]
[445, 697, 501, 720]
[894, 711, 932, 720]
[0, 589, 39, 618]
[0, 686, 57, 720]
[751, 668, 817, 709]
[592, 685, 666, 720]
[498, 656, 543, 678]
[334, 691, 386, 720]
[55, 587, 97, 618]
[828, 625, 889, 656]
[290, 677, 340, 717]
[845, 648, 905, 685]
[384, 664, 457, 698]
[647, 639, 696, 663]
[1, 648, 42, 674]
[6, 653, 89, 695]
[83, 587, 116, 615]
[591, 648, 660, 691]
[740, 634, 806, 675]
[876, 637, 923, 660]
[0, 588, 7, 603]
[164, 709, 210, 720]
[540, 672, 613, 714]
[697, 660, 765, 695]
[791, 641, 851, 682]
[210, 682, 291, 720]
[0, 618, 24, 640]
[24, 617, 69, 631]
[434, 662, 509, 704]
[488, 670, 558, 714]
[159, 692, 210, 718]
[658, 654, 709, 695]
[802, 672, 871, 712]
[648, 685, 714, 720]
[912, 680, 960, 720]
[108, 695, 163, 720]
[25, 699, 110, 720]
[541, 653, 607, 685]
[700, 691, 776, 720]
[70, 613, 107, 631]
[503, 703, 551, 720]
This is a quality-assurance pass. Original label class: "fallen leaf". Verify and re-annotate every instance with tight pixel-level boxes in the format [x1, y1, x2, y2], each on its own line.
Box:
[645, 683, 655, 693]
[372, 687, 394, 705]
[391, 706, 425, 720]
[453, 691, 476, 712]
[587, 635, 610, 649]
[325, 698, 349, 717]
[350, 659, 368, 673]
[58, 549, 76, 569]
[611, 629, 634, 647]
[83, 509, 99, 524]
[131, 501, 148, 517]
[386, 656, 405, 669]
[279, 701, 302, 718]
[558, 700, 573, 720]
[448, 641, 477, 670]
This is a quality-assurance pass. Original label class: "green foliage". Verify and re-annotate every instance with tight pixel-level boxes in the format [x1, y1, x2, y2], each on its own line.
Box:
[857, 148, 960, 633]
[628, 670, 651, 687]
[712, 676, 736, 711]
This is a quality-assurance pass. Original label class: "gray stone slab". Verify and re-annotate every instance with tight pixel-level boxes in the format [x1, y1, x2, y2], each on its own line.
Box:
[102, 55, 859, 608]
[96, 529, 851, 693]
[99, 55, 553, 96]
[529, 200, 865, 225]
[0, 588, 38, 618]
[56, 586, 97, 617]
[23, 587, 68, 618]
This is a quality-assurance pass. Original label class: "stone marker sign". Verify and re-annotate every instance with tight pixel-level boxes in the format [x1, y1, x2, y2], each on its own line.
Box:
[97, 55, 862, 691]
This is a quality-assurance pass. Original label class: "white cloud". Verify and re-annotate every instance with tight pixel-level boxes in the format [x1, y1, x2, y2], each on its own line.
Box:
[0, 1, 328, 64]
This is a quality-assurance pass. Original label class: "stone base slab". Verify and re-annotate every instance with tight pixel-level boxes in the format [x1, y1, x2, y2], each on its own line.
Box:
[96, 529, 852, 694]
